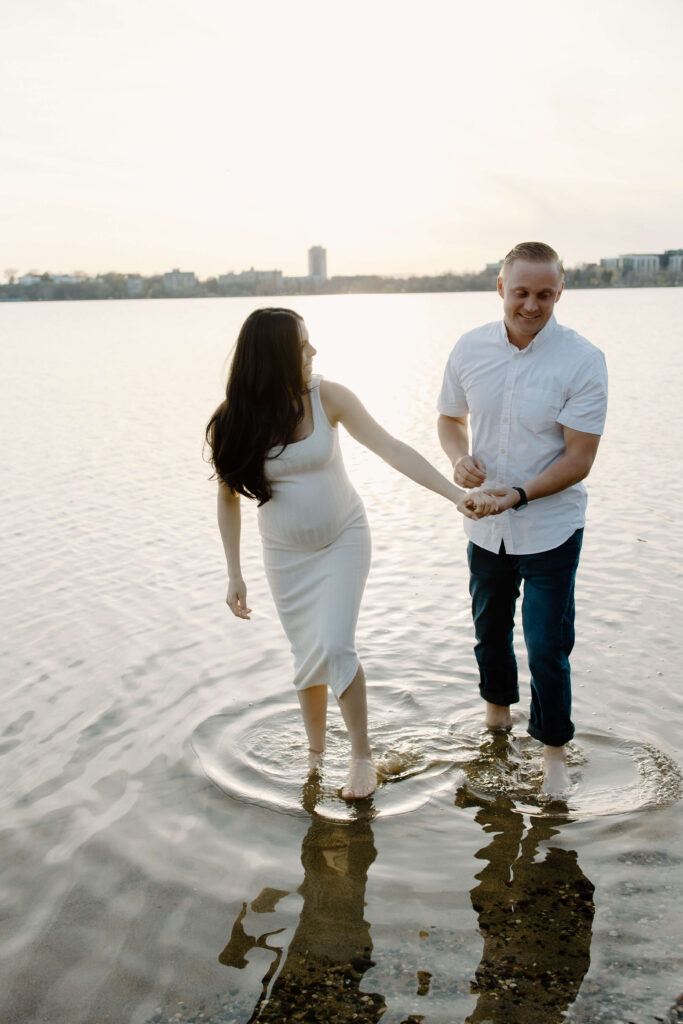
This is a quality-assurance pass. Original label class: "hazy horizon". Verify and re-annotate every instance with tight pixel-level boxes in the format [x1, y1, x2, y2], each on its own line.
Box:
[6, 249, 651, 281]
[3, 0, 682, 278]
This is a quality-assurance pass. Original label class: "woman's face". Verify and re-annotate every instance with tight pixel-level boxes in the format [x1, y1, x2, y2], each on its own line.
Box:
[298, 320, 317, 382]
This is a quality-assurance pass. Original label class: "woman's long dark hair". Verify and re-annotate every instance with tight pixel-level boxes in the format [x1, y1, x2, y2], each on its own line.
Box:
[205, 308, 307, 505]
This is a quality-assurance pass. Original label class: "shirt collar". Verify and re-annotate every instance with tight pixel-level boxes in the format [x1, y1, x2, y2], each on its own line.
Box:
[500, 314, 558, 355]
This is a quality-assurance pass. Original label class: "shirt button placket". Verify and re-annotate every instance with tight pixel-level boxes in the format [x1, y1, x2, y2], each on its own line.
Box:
[498, 357, 517, 552]
[498, 360, 516, 482]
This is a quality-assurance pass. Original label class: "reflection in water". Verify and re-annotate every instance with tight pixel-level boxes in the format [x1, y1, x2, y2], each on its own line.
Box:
[220, 774, 386, 1023]
[458, 790, 595, 1024]
[221, 777, 595, 1022]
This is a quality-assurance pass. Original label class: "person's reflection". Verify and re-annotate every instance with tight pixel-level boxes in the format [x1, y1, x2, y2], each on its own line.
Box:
[219, 774, 386, 1023]
[457, 791, 595, 1024]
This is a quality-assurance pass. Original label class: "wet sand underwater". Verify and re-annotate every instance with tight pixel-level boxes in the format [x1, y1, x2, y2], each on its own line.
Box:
[1, 290, 682, 1023]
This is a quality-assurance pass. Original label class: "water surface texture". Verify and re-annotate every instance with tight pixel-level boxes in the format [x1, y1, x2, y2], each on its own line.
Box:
[1, 290, 682, 1023]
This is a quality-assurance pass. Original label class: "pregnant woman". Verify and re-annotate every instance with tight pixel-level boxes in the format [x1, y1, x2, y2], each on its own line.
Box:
[206, 308, 492, 799]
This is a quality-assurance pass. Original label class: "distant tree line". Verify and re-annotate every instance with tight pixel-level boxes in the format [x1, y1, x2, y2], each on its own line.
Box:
[1, 272, 166, 302]
[2, 263, 681, 302]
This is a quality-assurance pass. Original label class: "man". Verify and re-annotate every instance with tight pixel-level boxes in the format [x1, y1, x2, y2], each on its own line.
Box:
[437, 241, 608, 799]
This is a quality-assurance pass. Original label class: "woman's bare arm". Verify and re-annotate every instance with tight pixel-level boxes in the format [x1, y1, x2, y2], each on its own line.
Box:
[321, 381, 492, 516]
[217, 482, 252, 618]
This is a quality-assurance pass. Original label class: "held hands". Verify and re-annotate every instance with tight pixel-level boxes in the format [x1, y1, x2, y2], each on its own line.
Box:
[454, 456, 496, 519]
[457, 485, 522, 520]
[227, 577, 252, 619]
[457, 489, 498, 520]
[453, 459, 523, 519]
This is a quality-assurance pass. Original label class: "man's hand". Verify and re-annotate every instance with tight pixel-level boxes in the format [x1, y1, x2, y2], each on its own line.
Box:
[454, 455, 486, 488]
[486, 486, 522, 515]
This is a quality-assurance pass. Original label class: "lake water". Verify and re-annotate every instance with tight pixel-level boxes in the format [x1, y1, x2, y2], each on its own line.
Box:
[1, 289, 682, 1024]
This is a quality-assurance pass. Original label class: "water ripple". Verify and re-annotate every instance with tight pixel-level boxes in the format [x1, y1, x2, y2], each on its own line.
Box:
[449, 711, 683, 817]
[190, 685, 461, 821]
[191, 691, 682, 823]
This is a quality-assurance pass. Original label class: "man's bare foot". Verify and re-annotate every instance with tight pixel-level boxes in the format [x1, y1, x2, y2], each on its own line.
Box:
[540, 744, 571, 801]
[485, 701, 513, 732]
[341, 757, 377, 800]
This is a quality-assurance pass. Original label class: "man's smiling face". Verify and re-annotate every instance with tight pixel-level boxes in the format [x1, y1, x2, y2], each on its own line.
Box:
[497, 259, 564, 348]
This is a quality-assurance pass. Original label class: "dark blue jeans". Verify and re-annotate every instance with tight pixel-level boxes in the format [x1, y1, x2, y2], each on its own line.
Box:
[467, 529, 583, 747]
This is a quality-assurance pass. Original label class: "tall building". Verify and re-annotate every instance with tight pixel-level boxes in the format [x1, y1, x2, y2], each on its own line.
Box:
[308, 246, 327, 281]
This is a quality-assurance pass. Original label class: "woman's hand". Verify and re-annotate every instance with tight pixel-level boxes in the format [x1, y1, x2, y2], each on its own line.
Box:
[456, 489, 498, 520]
[226, 577, 252, 619]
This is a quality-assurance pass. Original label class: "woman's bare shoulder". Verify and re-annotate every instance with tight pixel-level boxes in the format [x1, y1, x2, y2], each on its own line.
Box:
[320, 379, 355, 424]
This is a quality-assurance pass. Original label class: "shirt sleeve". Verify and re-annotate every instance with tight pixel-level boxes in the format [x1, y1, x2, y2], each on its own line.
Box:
[437, 347, 469, 417]
[557, 351, 608, 435]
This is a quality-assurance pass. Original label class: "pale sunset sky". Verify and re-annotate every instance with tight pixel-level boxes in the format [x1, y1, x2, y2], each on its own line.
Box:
[2, 0, 682, 278]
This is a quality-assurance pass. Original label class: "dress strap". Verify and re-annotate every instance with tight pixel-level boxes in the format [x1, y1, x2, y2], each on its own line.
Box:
[309, 375, 332, 432]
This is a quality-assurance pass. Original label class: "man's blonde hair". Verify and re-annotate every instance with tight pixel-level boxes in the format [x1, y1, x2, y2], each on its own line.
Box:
[502, 242, 564, 278]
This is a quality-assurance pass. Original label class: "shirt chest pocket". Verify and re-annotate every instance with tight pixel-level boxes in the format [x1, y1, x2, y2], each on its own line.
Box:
[516, 386, 564, 432]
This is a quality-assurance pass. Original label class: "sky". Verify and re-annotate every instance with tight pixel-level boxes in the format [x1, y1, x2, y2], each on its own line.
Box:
[2, 0, 682, 278]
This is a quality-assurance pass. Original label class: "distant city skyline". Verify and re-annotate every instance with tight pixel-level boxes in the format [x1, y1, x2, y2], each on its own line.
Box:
[7, 243, 683, 285]
[2, 1, 682, 278]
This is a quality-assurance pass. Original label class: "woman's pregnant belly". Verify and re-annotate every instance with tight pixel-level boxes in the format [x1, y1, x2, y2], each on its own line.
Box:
[258, 468, 365, 552]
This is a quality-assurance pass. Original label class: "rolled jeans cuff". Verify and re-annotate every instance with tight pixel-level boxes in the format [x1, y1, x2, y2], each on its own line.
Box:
[527, 719, 575, 748]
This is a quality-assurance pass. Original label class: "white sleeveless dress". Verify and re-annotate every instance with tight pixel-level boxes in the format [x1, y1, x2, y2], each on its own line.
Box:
[258, 376, 371, 697]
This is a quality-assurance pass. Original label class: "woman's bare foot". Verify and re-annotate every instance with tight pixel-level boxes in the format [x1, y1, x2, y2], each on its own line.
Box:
[337, 664, 375, 799]
[540, 744, 571, 801]
[341, 757, 377, 800]
[485, 701, 513, 732]
[307, 748, 324, 773]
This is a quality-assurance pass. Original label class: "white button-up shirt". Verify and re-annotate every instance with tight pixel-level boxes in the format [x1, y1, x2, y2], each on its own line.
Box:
[437, 315, 608, 554]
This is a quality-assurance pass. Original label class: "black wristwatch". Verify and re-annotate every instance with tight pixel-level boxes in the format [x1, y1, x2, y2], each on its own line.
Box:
[511, 486, 528, 511]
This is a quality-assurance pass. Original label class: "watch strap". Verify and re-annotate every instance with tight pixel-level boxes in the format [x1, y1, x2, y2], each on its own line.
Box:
[511, 486, 528, 511]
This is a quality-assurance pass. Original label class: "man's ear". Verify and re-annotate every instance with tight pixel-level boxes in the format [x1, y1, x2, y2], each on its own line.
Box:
[497, 275, 504, 298]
